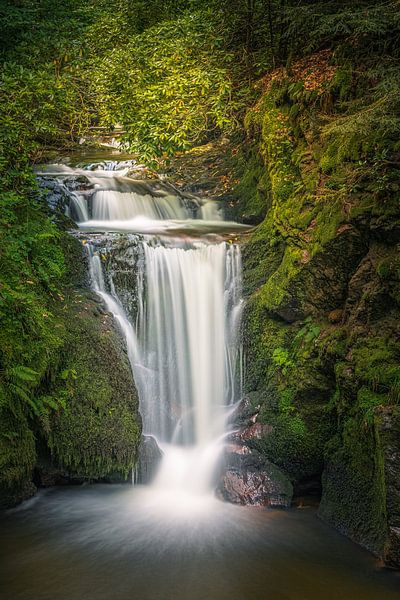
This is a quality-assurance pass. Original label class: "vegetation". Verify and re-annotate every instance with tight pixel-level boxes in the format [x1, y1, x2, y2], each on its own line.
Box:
[1, 0, 400, 567]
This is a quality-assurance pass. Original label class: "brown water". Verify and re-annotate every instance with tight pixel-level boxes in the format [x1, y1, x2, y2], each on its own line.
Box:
[0, 485, 399, 600]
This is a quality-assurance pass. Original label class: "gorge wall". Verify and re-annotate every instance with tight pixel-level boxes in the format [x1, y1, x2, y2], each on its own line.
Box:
[230, 52, 400, 568]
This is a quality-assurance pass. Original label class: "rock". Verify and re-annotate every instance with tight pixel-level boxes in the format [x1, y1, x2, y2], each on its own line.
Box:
[46, 290, 142, 481]
[239, 422, 274, 441]
[135, 435, 163, 484]
[0, 481, 36, 510]
[328, 308, 344, 324]
[379, 406, 400, 569]
[319, 405, 400, 568]
[386, 527, 400, 569]
[217, 445, 293, 508]
[0, 404, 36, 510]
[273, 226, 367, 322]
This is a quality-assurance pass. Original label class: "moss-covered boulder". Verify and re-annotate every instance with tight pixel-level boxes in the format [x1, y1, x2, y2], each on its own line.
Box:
[45, 290, 141, 480]
[0, 234, 141, 508]
[0, 404, 36, 508]
[318, 422, 387, 555]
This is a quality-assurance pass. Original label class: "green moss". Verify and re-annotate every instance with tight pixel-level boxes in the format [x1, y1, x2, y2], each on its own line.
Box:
[319, 416, 387, 555]
[46, 292, 141, 479]
[352, 336, 400, 396]
[232, 151, 270, 224]
[0, 404, 36, 508]
[258, 245, 303, 314]
[377, 254, 400, 282]
[243, 296, 334, 482]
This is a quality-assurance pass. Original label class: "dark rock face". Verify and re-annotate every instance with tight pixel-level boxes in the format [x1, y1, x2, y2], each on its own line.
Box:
[135, 435, 163, 484]
[0, 403, 37, 509]
[0, 281, 142, 509]
[46, 291, 141, 481]
[379, 407, 400, 568]
[217, 444, 293, 508]
[239, 72, 400, 568]
[0, 481, 36, 510]
[318, 406, 400, 565]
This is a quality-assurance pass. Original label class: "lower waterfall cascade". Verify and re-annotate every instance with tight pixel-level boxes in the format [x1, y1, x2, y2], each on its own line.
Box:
[54, 160, 245, 504]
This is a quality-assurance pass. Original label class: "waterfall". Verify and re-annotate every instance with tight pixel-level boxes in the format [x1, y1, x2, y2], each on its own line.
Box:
[87, 238, 243, 496]
[91, 190, 189, 221]
[141, 242, 242, 445]
[37, 163, 224, 227]
[46, 161, 245, 501]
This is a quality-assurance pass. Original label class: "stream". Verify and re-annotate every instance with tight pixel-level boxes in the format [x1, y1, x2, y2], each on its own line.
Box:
[1, 157, 399, 599]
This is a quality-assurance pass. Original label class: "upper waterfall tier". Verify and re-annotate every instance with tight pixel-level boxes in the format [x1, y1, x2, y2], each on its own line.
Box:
[37, 163, 250, 236]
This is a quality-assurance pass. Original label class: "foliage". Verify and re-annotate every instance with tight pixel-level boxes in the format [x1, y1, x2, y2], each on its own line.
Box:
[272, 347, 294, 375]
[89, 12, 239, 160]
[294, 317, 321, 348]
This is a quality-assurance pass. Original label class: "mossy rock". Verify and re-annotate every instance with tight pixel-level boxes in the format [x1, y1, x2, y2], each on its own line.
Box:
[0, 404, 36, 509]
[319, 420, 387, 556]
[242, 300, 335, 483]
[46, 291, 141, 480]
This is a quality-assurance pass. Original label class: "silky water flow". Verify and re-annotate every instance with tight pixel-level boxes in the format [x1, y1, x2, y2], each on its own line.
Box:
[84, 167, 244, 510]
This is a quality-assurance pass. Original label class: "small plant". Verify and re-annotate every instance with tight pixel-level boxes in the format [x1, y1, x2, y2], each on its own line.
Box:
[294, 316, 321, 348]
[272, 347, 294, 375]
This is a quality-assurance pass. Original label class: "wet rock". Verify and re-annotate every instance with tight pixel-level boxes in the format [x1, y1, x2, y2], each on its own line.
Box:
[217, 445, 293, 508]
[379, 406, 400, 569]
[238, 422, 274, 442]
[0, 481, 36, 510]
[135, 435, 163, 484]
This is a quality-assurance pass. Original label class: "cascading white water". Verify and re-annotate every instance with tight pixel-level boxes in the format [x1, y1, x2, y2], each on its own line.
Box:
[37, 163, 224, 228]
[136, 241, 242, 495]
[88, 238, 243, 497]
[91, 190, 189, 221]
[138, 243, 229, 444]
[45, 161, 244, 505]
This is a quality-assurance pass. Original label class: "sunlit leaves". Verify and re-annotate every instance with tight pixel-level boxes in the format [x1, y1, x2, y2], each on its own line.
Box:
[88, 11, 237, 160]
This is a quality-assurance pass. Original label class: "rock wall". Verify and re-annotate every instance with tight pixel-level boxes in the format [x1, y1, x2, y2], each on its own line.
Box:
[42, 289, 141, 482]
[234, 54, 400, 567]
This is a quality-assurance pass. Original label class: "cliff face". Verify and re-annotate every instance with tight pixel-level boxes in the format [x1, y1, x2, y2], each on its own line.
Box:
[235, 52, 400, 567]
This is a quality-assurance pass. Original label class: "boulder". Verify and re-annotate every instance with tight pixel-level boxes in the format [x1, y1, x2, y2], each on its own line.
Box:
[217, 443, 293, 508]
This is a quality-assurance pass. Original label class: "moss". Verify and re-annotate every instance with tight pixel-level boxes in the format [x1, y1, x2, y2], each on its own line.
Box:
[243, 297, 335, 482]
[0, 404, 36, 508]
[59, 233, 89, 288]
[377, 254, 400, 282]
[231, 150, 270, 224]
[257, 245, 303, 316]
[319, 417, 387, 555]
[46, 291, 141, 479]
[241, 214, 284, 297]
[238, 47, 400, 566]
[352, 336, 400, 398]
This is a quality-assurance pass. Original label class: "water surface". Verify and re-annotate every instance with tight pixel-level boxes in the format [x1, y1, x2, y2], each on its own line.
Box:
[1, 485, 399, 600]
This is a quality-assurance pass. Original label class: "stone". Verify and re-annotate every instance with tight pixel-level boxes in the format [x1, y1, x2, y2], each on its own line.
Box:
[135, 435, 163, 484]
[217, 445, 293, 508]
